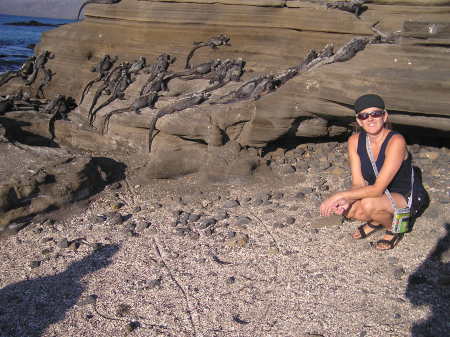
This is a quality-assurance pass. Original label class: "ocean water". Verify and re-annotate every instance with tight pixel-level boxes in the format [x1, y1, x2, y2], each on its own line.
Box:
[0, 14, 73, 73]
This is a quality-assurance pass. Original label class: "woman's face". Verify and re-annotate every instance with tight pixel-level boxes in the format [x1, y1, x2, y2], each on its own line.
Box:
[356, 107, 388, 134]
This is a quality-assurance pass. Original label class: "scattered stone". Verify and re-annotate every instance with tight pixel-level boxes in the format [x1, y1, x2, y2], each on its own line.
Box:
[78, 294, 97, 306]
[112, 202, 125, 210]
[176, 227, 191, 236]
[29, 260, 41, 269]
[264, 209, 275, 214]
[199, 218, 217, 229]
[107, 212, 124, 226]
[126, 321, 141, 332]
[236, 216, 251, 225]
[116, 303, 131, 317]
[226, 276, 236, 284]
[227, 231, 236, 238]
[226, 232, 249, 248]
[286, 217, 296, 225]
[253, 199, 263, 206]
[188, 213, 201, 222]
[223, 200, 240, 208]
[145, 277, 162, 290]
[133, 206, 142, 212]
[273, 222, 285, 229]
[311, 215, 343, 228]
[41, 247, 53, 255]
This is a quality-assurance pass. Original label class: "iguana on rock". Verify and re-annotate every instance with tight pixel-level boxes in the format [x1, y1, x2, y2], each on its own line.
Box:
[210, 74, 276, 105]
[148, 92, 209, 152]
[36, 68, 55, 99]
[140, 54, 175, 96]
[0, 56, 36, 87]
[80, 55, 118, 105]
[101, 92, 158, 135]
[326, 0, 368, 19]
[77, 0, 122, 21]
[43, 95, 77, 140]
[185, 34, 231, 69]
[89, 64, 133, 126]
[165, 59, 222, 82]
[25, 50, 54, 86]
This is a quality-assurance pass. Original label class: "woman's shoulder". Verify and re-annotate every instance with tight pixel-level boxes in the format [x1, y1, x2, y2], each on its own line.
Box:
[388, 131, 407, 145]
[348, 132, 361, 145]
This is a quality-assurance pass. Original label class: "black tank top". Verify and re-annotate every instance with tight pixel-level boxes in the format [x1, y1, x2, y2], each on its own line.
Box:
[357, 131, 412, 197]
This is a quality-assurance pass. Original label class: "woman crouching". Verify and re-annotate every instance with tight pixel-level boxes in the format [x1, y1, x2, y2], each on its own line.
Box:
[320, 94, 413, 250]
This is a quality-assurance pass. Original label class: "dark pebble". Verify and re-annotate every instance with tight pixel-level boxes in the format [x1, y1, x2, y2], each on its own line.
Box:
[226, 276, 236, 284]
[273, 223, 285, 229]
[91, 215, 107, 224]
[79, 294, 97, 306]
[146, 278, 161, 289]
[41, 248, 53, 255]
[253, 199, 263, 206]
[199, 218, 217, 229]
[223, 200, 240, 208]
[30, 260, 41, 269]
[176, 227, 191, 236]
[188, 213, 201, 222]
[236, 216, 251, 225]
[126, 321, 141, 332]
[133, 206, 142, 212]
[286, 217, 296, 225]
[227, 231, 236, 238]
[107, 212, 123, 226]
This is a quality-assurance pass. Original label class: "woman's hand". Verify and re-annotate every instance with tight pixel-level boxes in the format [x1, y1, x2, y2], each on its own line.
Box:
[320, 193, 350, 217]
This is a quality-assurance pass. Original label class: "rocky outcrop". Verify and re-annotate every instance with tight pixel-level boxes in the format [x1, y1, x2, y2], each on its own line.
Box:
[2, 0, 449, 179]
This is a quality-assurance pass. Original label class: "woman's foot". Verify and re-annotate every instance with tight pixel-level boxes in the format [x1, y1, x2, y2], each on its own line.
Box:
[375, 231, 402, 250]
[352, 222, 383, 240]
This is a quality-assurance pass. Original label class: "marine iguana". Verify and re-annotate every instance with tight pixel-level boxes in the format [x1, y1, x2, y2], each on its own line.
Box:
[141, 72, 168, 96]
[139, 54, 175, 96]
[185, 34, 231, 69]
[128, 56, 146, 77]
[86, 61, 128, 124]
[210, 74, 276, 105]
[36, 68, 55, 99]
[80, 55, 118, 105]
[89, 64, 133, 126]
[77, 0, 122, 21]
[43, 95, 77, 140]
[0, 96, 14, 114]
[202, 58, 246, 93]
[165, 59, 222, 82]
[370, 21, 399, 44]
[101, 92, 158, 135]
[25, 50, 54, 86]
[148, 92, 209, 152]
[326, 0, 368, 19]
[0, 56, 36, 87]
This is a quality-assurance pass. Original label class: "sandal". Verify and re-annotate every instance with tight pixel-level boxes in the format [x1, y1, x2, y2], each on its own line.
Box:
[352, 222, 383, 240]
[374, 231, 403, 251]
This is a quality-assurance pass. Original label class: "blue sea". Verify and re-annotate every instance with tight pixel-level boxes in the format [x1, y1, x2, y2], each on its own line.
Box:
[0, 14, 74, 73]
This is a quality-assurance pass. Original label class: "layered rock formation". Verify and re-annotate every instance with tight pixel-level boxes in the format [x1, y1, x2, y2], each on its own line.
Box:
[2, 0, 449, 179]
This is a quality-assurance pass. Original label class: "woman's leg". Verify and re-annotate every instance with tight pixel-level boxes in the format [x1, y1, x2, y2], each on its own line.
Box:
[359, 192, 407, 249]
[345, 193, 407, 241]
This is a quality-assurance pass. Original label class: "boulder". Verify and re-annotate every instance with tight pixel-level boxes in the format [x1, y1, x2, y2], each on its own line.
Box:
[1, 0, 449, 179]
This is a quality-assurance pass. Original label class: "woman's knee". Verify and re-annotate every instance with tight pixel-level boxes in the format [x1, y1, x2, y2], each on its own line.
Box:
[346, 201, 368, 220]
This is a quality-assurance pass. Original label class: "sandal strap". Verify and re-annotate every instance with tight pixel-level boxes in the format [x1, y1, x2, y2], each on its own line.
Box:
[367, 223, 383, 229]
[357, 225, 367, 239]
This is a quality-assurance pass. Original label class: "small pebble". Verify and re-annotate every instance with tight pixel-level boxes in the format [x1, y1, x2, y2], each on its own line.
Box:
[29, 260, 41, 269]
[223, 200, 240, 208]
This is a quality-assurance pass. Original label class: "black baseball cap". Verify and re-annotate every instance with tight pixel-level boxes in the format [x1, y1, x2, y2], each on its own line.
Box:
[354, 94, 385, 114]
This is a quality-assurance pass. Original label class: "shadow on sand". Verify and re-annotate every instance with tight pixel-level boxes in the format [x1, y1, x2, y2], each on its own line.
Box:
[0, 244, 119, 337]
[406, 223, 450, 337]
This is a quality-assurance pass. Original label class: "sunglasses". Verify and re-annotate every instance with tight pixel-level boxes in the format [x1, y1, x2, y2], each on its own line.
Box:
[356, 109, 385, 120]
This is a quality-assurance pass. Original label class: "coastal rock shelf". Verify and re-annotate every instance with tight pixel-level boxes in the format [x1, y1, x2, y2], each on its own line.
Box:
[2, 0, 450, 179]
